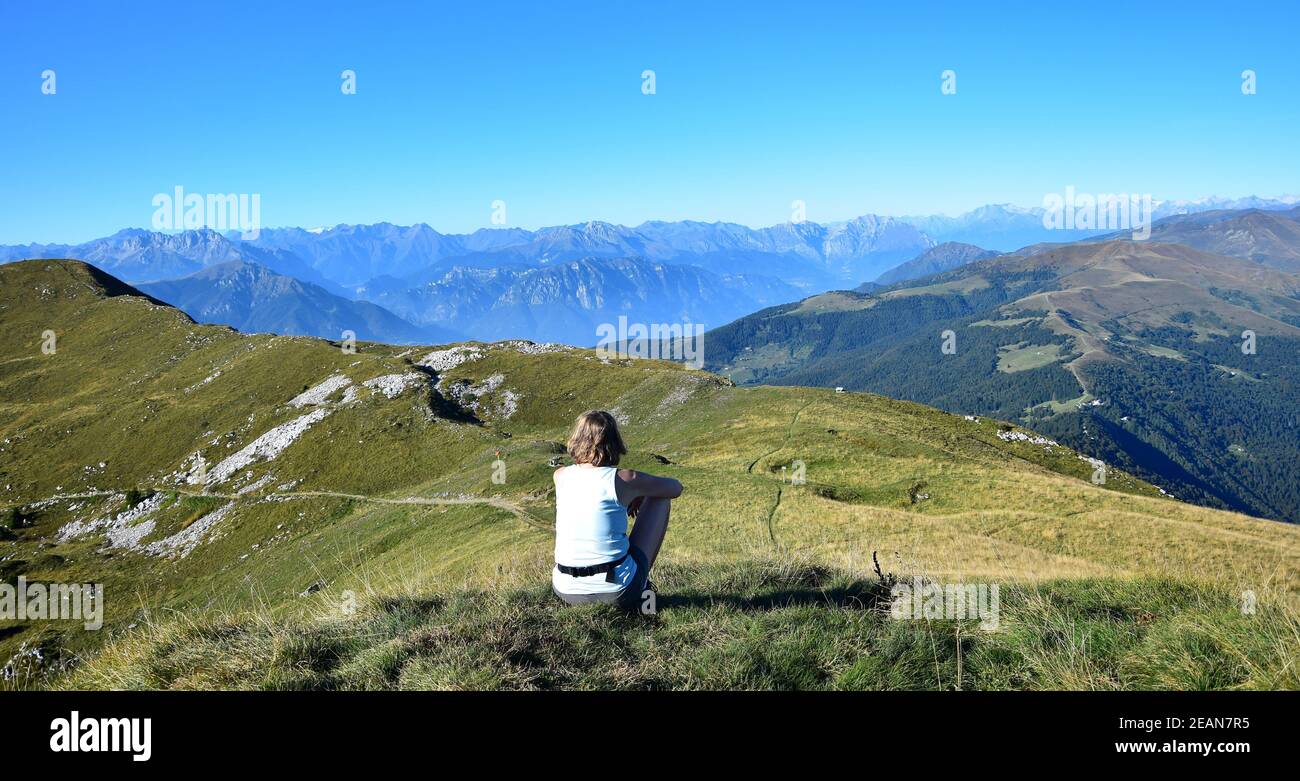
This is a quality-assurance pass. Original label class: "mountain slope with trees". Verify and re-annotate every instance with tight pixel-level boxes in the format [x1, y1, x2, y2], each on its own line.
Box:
[705, 227, 1300, 523]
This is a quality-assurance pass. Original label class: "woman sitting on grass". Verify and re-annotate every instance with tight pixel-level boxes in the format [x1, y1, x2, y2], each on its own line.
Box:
[552, 410, 682, 611]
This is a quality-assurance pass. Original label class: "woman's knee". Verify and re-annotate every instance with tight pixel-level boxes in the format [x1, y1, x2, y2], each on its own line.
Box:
[633, 499, 671, 530]
[642, 496, 672, 514]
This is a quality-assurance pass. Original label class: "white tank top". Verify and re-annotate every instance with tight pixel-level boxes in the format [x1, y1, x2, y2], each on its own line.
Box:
[552, 465, 637, 595]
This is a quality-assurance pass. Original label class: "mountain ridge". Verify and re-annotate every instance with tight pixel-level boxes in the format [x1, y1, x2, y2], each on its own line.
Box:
[363, 255, 801, 343]
[872, 241, 1001, 286]
[5, 197, 1299, 346]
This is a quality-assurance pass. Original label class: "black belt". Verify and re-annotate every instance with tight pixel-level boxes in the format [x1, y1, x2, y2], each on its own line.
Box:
[556, 552, 630, 582]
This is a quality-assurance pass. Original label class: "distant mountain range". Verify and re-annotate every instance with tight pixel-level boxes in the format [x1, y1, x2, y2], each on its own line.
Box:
[239, 215, 934, 290]
[901, 196, 1300, 250]
[900, 204, 1088, 250]
[0, 215, 933, 342]
[138, 261, 457, 345]
[3, 196, 1297, 344]
[0, 228, 347, 293]
[360, 256, 800, 343]
[703, 206, 1300, 523]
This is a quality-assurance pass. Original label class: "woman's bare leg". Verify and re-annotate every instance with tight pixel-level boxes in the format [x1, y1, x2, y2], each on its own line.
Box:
[628, 497, 671, 571]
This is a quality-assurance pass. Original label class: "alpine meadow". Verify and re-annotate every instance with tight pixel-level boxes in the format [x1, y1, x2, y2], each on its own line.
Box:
[2, 259, 1297, 691]
[3, 5, 1300, 759]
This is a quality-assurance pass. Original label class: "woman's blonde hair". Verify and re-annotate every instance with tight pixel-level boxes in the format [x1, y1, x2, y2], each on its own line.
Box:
[566, 410, 627, 467]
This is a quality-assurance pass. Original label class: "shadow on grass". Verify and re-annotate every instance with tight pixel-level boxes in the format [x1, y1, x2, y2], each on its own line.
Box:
[650, 580, 892, 613]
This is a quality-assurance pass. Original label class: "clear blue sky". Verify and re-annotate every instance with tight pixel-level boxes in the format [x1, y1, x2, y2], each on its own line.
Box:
[1, 0, 1297, 243]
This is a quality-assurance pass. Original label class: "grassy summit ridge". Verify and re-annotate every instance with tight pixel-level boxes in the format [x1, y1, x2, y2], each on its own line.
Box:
[1, 260, 1297, 689]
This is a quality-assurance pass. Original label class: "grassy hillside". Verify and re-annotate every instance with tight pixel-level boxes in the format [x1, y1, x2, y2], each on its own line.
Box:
[2, 260, 1298, 690]
[704, 240, 1300, 523]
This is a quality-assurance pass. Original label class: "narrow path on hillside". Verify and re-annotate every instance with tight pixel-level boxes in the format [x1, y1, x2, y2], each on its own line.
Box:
[27, 486, 551, 532]
[765, 486, 784, 549]
[746, 400, 813, 475]
[174, 487, 552, 531]
[745, 400, 812, 550]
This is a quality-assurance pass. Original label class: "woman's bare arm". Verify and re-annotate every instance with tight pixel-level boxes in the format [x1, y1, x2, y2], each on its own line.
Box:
[616, 469, 683, 505]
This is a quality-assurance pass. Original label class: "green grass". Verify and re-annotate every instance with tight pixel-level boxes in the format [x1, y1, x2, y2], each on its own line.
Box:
[52, 558, 1299, 691]
[970, 316, 1040, 328]
[3, 259, 1300, 690]
[996, 342, 1068, 373]
[788, 291, 878, 315]
[1026, 392, 1094, 417]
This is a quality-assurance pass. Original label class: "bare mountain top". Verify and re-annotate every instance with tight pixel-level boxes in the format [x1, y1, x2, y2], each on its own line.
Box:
[979, 240, 1300, 344]
[1093, 208, 1300, 273]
